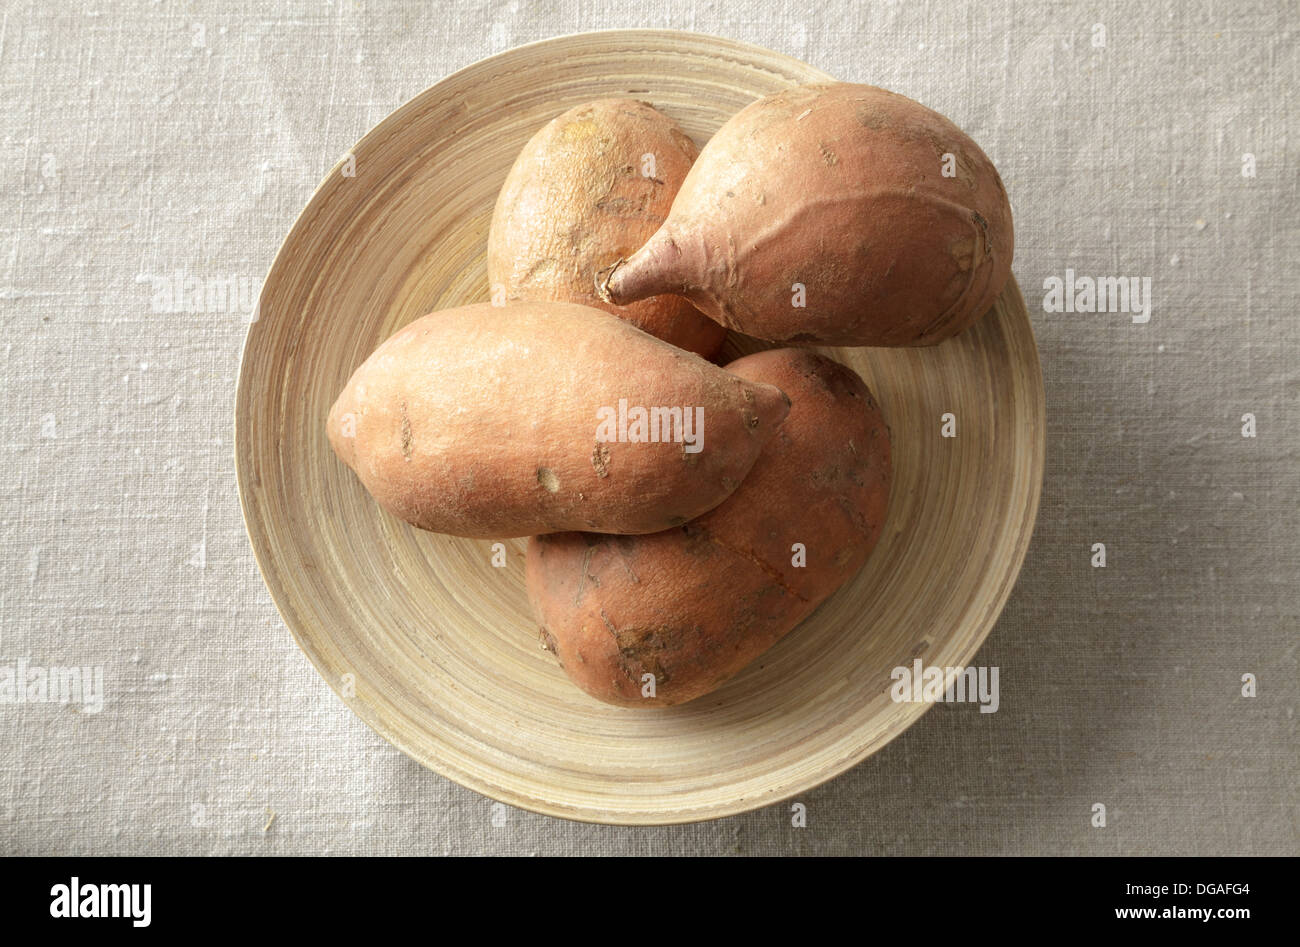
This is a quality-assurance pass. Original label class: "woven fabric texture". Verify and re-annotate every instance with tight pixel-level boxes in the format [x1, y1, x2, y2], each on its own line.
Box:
[0, 0, 1295, 855]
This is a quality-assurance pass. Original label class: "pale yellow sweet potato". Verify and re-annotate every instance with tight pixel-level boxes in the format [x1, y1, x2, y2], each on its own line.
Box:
[489, 99, 726, 359]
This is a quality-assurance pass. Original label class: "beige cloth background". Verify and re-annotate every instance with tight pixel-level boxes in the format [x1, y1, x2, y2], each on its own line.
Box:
[1, 0, 1295, 855]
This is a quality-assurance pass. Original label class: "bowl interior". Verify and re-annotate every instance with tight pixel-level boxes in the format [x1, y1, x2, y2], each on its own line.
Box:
[235, 30, 1044, 824]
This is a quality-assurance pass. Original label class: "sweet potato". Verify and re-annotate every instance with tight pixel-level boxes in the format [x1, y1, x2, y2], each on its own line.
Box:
[600, 82, 1014, 346]
[489, 99, 726, 359]
[326, 301, 789, 539]
[527, 348, 892, 706]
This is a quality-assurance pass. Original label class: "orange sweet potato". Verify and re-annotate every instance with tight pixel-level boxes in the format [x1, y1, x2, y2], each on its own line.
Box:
[601, 83, 1014, 347]
[326, 301, 789, 539]
[489, 99, 726, 359]
[527, 348, 892, 706]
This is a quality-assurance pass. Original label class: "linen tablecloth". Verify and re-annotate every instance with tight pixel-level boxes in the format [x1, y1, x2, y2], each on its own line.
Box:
[1, 0, 1295, 854]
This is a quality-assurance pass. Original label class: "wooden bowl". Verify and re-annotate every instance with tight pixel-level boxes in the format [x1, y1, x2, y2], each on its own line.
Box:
[235, 30, 1045, 824]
